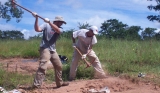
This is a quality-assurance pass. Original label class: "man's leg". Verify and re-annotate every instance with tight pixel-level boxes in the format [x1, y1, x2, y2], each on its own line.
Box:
[87, 50, 107, 79]
[69, 51, 81, 81]
[33, 48, 51, 88]
[50, 51, 64, 87]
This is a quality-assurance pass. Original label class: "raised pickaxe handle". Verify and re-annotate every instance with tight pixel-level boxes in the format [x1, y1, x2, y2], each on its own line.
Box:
[73, 46, 91, 68]
[11, 0, 45, 20]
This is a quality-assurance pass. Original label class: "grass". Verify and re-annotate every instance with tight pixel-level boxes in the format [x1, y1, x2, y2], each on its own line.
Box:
[1, 38, 160, 89]
[0, 64, 33, 90]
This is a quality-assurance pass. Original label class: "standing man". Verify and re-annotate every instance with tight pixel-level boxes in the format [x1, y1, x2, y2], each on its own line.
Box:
[32, 12, 69, 88]
[69, 26, 107, 81]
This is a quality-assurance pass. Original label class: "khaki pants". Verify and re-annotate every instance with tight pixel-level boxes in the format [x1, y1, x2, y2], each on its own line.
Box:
[69, 49, 106, 80]
[33, 48, 63, 87]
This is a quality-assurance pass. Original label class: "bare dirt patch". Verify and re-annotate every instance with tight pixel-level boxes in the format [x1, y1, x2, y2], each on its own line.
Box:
[0, 58, 160, 93]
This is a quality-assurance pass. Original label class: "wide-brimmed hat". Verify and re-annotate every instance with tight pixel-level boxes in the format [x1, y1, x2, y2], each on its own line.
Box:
[53, 16, 66, 24]
[89, 26, 98, 35]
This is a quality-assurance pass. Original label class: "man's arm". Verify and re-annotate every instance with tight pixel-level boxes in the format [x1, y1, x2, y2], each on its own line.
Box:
[42, 18, 61, 34]
[48, 22, 61, 34]
[34, 16, 42, 32]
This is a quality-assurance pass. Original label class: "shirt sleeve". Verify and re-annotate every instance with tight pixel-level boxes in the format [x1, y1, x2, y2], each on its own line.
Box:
[92, 35, 97, 44]
[40, 23, 47, 31]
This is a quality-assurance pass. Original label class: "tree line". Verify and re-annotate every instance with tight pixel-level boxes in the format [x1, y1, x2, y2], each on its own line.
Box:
[61, 19, 160, 41]
[0, 30, 24, 40]
[1, 19, 160, 40]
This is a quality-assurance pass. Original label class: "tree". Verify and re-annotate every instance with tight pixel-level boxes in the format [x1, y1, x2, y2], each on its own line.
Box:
[99, 19, 128, 39]
[154, 31, 160, 40]
[141, 27, 157, 40]
[60, 29, 75, 39]
[0, 30, 24, 39]
[147, 0, 160, 22]
[0, 0, 24, 22]
[28, 33, 42, 40]
[125, 26, 142, 40]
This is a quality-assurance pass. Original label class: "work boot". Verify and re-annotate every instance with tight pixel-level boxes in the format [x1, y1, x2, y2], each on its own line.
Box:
[57, 82, 69, 88]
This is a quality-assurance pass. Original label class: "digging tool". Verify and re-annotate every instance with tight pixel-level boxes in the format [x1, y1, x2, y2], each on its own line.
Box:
[11, 0, 45, 20]
[73, 46, 91, 68]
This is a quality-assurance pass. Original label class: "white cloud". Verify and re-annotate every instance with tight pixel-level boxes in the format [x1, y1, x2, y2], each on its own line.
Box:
[86, 15, 105, 28]
[21, 29, 39, 39]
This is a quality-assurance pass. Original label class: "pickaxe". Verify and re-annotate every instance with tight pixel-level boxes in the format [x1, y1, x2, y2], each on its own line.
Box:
[73, 46, 91, 68]
[11, 0, 45, 20]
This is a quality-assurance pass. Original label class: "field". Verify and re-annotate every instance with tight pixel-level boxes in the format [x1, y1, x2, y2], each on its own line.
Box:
[0, 38, 160, 93]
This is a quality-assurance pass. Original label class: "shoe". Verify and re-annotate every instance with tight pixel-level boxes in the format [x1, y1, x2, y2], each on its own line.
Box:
[57, 82, 69, 88]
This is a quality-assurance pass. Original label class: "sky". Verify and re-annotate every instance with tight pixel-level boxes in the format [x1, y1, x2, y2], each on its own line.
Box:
[0, 0, 159, 39]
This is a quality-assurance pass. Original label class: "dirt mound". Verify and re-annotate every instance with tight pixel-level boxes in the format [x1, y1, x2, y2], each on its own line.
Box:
[0, 58, 160, 93]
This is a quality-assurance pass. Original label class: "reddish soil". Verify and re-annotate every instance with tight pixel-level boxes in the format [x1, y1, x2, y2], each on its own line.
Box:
[0, 58, 160, 93]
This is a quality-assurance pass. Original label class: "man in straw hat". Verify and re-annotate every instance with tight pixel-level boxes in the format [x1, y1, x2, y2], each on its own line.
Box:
[32, 12, 69, 88]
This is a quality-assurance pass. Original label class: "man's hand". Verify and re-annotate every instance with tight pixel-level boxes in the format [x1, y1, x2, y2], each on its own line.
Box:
[44, 18, 50, 23]
[82, 54, 87, 59]
[32, 12, 37, 17]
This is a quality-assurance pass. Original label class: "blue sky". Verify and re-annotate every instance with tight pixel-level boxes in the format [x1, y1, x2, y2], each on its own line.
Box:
[0, 0, 159, 39]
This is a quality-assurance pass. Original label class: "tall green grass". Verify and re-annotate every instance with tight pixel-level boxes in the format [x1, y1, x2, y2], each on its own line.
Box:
[0, 39, 40, 58]
[1, 38, 160, 89]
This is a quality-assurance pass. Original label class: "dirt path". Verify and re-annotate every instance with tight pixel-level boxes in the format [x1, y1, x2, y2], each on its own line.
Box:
[0, 58, 160, 93]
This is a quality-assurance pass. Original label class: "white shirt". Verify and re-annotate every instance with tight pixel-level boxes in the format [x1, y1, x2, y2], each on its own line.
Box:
[73, 29, 97, 53]
[73, 29, 97, 44]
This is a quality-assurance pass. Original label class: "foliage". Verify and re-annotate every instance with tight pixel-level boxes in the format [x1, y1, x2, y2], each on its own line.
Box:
[0, 30, 24, 39]
[154, 31, 160, 40]
[141, 27, 157, 40]
[100, 19, 128, 39]
[125, 26, 142, 40]
[147, 0, 160, 22]
[78, 22, 91, 29]
[0, 0, 24, 22]
[60, 29, 74, 39]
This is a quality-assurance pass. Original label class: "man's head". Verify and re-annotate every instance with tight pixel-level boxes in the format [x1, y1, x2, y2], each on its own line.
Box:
[53, 16, 66, 27]
[87, 26, 98, 37]
[89, 26, 98, 35]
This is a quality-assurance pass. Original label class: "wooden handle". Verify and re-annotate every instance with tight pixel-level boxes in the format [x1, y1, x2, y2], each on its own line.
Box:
[11, 1, 45, 20]
[73, 47, 91, 68]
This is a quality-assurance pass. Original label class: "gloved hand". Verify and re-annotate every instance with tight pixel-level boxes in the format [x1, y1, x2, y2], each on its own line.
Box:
[32, 12, 37, 17]
[44, 18, 50, 23]
[72, 43, 76, 48]
[81, 54, 87, 59]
